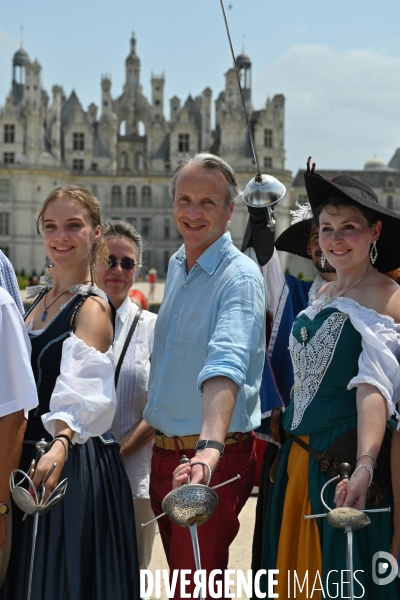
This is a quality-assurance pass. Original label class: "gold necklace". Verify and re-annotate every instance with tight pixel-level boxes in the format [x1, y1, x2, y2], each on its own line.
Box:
[321, 265, 373, 309]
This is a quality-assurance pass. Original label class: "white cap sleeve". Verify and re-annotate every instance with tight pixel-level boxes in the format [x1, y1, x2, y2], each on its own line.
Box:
[307, 297, 400, 418]
[41, 333, 116, 444]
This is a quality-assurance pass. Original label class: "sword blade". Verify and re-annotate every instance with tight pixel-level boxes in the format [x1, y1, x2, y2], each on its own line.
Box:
[26, 511, 39, 600]
[189, 523, 204, 600]
[345, 526, 355, 600]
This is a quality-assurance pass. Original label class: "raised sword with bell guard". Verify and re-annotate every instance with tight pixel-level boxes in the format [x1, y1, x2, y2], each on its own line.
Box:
[218, 0, 286, 230]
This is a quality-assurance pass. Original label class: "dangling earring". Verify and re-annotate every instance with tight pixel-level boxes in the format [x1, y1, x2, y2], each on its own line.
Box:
[45, 255, 53, 269]
[320, 253, 326, 269]
[370, 240, 378, 265]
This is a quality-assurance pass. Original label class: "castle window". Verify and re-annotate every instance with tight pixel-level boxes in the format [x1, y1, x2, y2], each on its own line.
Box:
[178, 134, 190, 152]
[91, 185, 98, 197]
[91, 163, 98, 171]
[264, 129, 273, 149]
[164, 218, 170, 240]
[126, 186, 137, 207]
[4, 125, 15, 144]
[141, 218, 152, 240]
[72, 159, 84, 171]
[0, 213, 10, 236]
[155, 100, 160, 106]
[127, 217, 137, 229]
[3, 153, 14, 164]
[264, 157, 272, 169]
[387, 196, 394, 209]
[119, 152, 128, 170]
[136, 152, 144, 171]
[141, 186, 152, 208]
[0, 180, 11, 202]
[73, 133, 85, 151]
[111, 185, 122, 207]
[164, 185, 171, 206]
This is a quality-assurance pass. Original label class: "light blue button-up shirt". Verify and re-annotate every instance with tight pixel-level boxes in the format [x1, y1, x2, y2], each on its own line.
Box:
[144, 232, 266, 436]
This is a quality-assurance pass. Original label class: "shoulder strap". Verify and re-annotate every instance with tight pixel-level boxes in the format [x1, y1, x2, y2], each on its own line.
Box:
[69, 296, 87, 333]
[114, 307, 142, 388]
[24, 288, 48, 320]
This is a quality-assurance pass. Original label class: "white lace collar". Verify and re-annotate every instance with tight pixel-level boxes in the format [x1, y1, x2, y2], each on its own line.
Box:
[307, 273, 327, 305]
[310, 294, 400, 329]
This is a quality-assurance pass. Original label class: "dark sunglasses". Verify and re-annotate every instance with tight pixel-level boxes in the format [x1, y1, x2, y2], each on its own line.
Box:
[108, 255, 137, 271]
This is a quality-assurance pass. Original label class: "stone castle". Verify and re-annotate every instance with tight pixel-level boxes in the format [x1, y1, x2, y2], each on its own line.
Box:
[0, 34, 291, 276]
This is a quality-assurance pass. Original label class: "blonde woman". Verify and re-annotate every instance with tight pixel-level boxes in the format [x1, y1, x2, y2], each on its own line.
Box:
[0, 186, 139, 600]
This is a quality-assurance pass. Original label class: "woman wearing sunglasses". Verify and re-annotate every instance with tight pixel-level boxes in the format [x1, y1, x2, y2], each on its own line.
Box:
[97, 220, 157, 573]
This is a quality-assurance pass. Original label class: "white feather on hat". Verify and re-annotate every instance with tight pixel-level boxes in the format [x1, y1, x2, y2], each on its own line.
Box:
[290, 200, 313, 225]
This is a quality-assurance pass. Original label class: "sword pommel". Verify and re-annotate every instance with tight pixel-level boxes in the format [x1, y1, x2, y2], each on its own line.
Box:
[338, 462, 352, 481]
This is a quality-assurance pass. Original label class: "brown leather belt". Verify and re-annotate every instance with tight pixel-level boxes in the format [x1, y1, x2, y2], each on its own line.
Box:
[154, 430, 251, 451]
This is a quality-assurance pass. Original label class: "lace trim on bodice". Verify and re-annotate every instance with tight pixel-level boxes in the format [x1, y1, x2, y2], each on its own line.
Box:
[289, 311, 349, 429]
[26, 276, 108, 305]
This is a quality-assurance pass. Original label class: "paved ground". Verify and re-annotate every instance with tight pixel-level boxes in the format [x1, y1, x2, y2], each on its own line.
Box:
[146, 494, 257, 599]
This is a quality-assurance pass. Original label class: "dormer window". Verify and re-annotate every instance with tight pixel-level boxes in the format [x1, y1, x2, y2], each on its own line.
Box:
[73, 133, 85, 151]
[178, 134, 189, 152]
[4, 125, 15, 144]
[264, 129, 273, 149]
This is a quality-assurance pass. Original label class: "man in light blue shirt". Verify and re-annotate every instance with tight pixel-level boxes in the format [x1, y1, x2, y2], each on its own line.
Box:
[144, 153, 266, 595]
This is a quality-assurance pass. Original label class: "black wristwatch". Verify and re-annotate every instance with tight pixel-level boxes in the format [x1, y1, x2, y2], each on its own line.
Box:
[194, 439, 225, 457]
[0, 503, 10, 516]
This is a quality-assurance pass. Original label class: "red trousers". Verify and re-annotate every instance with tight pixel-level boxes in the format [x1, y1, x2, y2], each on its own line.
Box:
[149, 434, 257, 599]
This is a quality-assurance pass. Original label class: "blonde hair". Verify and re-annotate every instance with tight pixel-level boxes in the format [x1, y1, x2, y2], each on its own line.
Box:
[37, 185, 109, 267]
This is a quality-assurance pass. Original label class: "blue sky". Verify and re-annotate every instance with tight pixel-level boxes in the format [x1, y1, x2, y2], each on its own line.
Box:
[1, 0, 400, 174]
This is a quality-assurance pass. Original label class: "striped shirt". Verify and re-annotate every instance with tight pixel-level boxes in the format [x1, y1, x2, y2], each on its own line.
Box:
[0, 251, 24, 315]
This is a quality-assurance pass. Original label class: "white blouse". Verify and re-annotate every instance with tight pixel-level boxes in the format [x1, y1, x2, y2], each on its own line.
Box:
[111, 295, 157, 499]
[27, 300, 116, 444]
[306, 295, 400, 422]
[41, 334, 116, 443]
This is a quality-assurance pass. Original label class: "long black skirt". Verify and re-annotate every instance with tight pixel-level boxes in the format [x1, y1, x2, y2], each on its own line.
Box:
[0, 434, 140, 600]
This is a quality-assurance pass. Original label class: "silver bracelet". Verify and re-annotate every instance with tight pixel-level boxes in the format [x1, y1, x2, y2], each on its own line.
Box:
[356, 453, 377, 468]
[351, 464, 373, 487]
[51, 437, 68, 461]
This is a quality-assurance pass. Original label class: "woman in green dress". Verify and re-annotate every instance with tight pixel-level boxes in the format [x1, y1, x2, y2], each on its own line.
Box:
[262, 172, 400, 599]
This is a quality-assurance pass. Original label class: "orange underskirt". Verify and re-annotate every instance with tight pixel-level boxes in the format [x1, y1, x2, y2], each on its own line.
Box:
[276, 435, 323, 599]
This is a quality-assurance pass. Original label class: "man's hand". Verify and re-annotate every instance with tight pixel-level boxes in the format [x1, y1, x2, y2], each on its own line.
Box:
[172, 449, 221, 488]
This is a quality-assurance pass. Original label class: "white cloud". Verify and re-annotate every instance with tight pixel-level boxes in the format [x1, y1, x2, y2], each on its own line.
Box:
[254, 44, 400, 173]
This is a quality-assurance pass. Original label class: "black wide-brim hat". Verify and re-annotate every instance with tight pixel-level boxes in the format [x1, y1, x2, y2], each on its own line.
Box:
[275, 218, 313, 260]
[304, 172, 400, 273]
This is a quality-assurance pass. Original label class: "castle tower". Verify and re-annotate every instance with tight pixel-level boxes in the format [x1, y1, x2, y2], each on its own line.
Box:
[12, 47, 29, 105]
[151, 74, 164, 122]
[125, 34, 140, 90]
[49, 85, 63, 160]
[235, 53, 252, 104]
